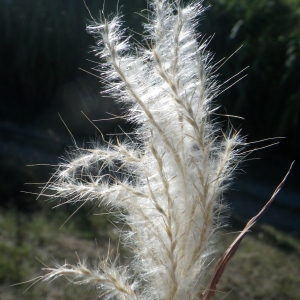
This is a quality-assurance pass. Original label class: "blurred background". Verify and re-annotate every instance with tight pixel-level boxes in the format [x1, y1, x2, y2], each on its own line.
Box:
[1, 0, 300, 299]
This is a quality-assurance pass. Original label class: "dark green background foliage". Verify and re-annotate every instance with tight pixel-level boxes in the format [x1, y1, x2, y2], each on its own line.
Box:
[201, 0, 300, 159]
[1, 0, 299, 158]
[1, 0, 299, 209]
[1, 0, 299, 217]
[0, 0, 298, 153]
[0, 0, 144, 123]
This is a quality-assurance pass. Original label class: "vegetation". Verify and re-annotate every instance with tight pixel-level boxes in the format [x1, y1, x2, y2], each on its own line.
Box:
[1, 0, 299, 299]
[0, 0, 299, 158]
[2, 209, 300, 299]
[201, 0, 300, 159]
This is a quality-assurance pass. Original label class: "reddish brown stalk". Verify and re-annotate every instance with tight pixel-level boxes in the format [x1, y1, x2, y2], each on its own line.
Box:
[201, 162, 294, 300]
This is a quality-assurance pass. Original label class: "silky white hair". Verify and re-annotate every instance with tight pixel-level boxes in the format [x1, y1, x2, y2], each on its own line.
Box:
[38, 1, 245, 299]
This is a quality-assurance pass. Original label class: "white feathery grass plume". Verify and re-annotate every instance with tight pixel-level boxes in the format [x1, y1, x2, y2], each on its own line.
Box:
[36, 1, 245, 299]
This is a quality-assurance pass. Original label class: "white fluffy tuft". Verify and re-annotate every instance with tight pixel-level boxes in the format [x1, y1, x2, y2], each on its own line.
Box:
[39, 1, 245, 299]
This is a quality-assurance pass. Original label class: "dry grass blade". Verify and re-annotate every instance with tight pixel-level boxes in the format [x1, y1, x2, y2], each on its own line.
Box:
[201, 161, 295, 300]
